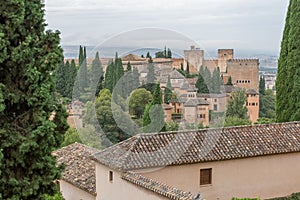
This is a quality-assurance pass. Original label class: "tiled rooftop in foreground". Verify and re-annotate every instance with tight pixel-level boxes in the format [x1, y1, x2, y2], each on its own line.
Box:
[92, 122, 300, 171]
[52, 143, 98, 196]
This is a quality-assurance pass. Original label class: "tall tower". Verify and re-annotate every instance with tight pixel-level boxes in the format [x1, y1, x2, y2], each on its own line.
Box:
[218, 49, 234, 73]
[184, 46, 204, 73]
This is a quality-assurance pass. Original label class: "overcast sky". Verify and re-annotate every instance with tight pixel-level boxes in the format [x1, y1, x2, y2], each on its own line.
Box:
[45, 0, 289, 55]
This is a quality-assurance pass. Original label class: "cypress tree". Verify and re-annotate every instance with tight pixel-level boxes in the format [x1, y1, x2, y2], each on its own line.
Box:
[56, 60, 66, 96]
[91, 52, 103, 96]
[227, 76, 233, 85]
[78, 46, 88, 91]
[211, 67, 221, 93]
[67, 59, 77, 99]
[164, 75, 172, 104]
[186, 61, 190, 76]
[79, 45, 84, 66]
[0, 1, 68, 198]
[167, 48, 172, 58]
[146, 57, 156, 92]
[276, 0, 300, 122]
[142, 83, 164, 133]
[204, 67, 212, 92]
[196, 73, 209, 94]
[126, 61, 132, 72]
[104, 60, 114, 92]
[259, 76, 266, 95]
[132, 67, 140, 89]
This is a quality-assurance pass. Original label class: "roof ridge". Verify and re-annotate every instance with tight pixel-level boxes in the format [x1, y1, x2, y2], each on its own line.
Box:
[121, 171, 194, 200]
[121, 135, 142, 170]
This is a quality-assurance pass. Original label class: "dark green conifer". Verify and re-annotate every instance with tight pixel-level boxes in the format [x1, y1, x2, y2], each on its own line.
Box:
[0, 1, 68, 198]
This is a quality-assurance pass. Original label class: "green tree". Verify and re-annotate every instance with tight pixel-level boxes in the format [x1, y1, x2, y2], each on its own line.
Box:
[95, 89, 128, 145]
[186, 61, 190, 76]
[78, 46, 88, 91]
[167, 48, 172, 58]
[126, 61, 132, 72]
[0, 1, 68, 198]
[146, 51, 151, 58]
[142, 83, 165, 133]
[227, 76, 233, 85]
[259, 89, 276, 119]
[259, 76, 266, 95]
[226, 89, 248, 119]
[145, 57, 156, 93]
[104, 59, 115, 92]
[204, 66, 212, 91]
[56, 60, 66, 96]
[276, 0, 300, 122]
[196, 73, 209, 94]
[78, 45, 84, 66]
[164, 75, 173, 104]
[67, 59, 77, 99]
[129, 88, 152, 118]
[211, 67, 222, 93]
[91, 52, 103, 96]
[224, 116, 251, 127]
[61, 128, 82, 147]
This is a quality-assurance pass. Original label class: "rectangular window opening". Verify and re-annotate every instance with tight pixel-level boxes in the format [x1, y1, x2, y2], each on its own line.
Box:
[109, 171, 113, 182]
[200, 168, 212, 185]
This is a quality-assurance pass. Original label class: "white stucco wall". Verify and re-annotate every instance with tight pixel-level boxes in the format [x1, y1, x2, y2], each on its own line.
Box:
[60, 180, 95, 200]
[95, 164, 169, 200]
[138, 152, 300, 200]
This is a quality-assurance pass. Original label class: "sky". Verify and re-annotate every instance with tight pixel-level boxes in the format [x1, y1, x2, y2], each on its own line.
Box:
[45, 0, 289, 56]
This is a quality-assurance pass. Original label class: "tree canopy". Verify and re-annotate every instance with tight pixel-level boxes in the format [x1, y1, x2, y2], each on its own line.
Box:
[0, 0, 68, 198]
[276, 0, 300, 122]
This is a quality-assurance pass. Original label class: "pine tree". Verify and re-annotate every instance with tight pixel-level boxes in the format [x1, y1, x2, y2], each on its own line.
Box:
[164, 75, 172, 104]
[142, 83, 165, 133]
[91, 52, 103, 96]
[276, 0, 300, 122]
[0, 1, 68, 198]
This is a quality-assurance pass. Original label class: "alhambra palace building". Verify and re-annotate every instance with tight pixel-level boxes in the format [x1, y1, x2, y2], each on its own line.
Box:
[121, 46, 260, 126]
[67, 46, 260, 128]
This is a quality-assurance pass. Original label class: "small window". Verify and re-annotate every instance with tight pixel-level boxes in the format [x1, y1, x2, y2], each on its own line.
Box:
[200, 168, 212, 185]
[214, 104, 218, 111]
[109, 171, 113, 182]
[214, 99, 217, 103]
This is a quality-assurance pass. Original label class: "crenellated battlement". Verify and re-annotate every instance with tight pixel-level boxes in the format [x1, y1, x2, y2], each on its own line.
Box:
[227, 58, 259, 63]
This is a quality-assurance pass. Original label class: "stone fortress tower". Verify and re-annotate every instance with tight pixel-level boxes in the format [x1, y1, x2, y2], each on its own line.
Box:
[183, 45, 204, 73]
[182, 46, 260, 122]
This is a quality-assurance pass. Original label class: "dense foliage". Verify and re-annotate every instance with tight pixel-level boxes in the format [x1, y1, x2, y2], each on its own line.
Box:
[0, 0, 68, 198]
[276, 0, 300, 122]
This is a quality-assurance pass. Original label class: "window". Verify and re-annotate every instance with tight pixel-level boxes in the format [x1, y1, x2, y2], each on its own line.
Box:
[197, 114, 205, 119]
[214, 104, 218, 111]
[200, 168, 212, 185]
[214, 99, 217, 103]
[109, 171, 113, 182]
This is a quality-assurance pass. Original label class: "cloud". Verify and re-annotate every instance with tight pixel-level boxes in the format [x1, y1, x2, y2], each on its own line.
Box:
[45, 0, 289, 54]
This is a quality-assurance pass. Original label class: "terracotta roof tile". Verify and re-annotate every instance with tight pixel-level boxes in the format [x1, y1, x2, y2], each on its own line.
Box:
[92, 122, 300, 170]
[121, 172, 194, 200]
[52, 143, 99, 196]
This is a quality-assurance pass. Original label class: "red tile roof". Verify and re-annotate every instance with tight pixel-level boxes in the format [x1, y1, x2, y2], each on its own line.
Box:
[92, 122, 300, 170]
[121, 172, 194, 200]
[52, 143, 98, 196]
